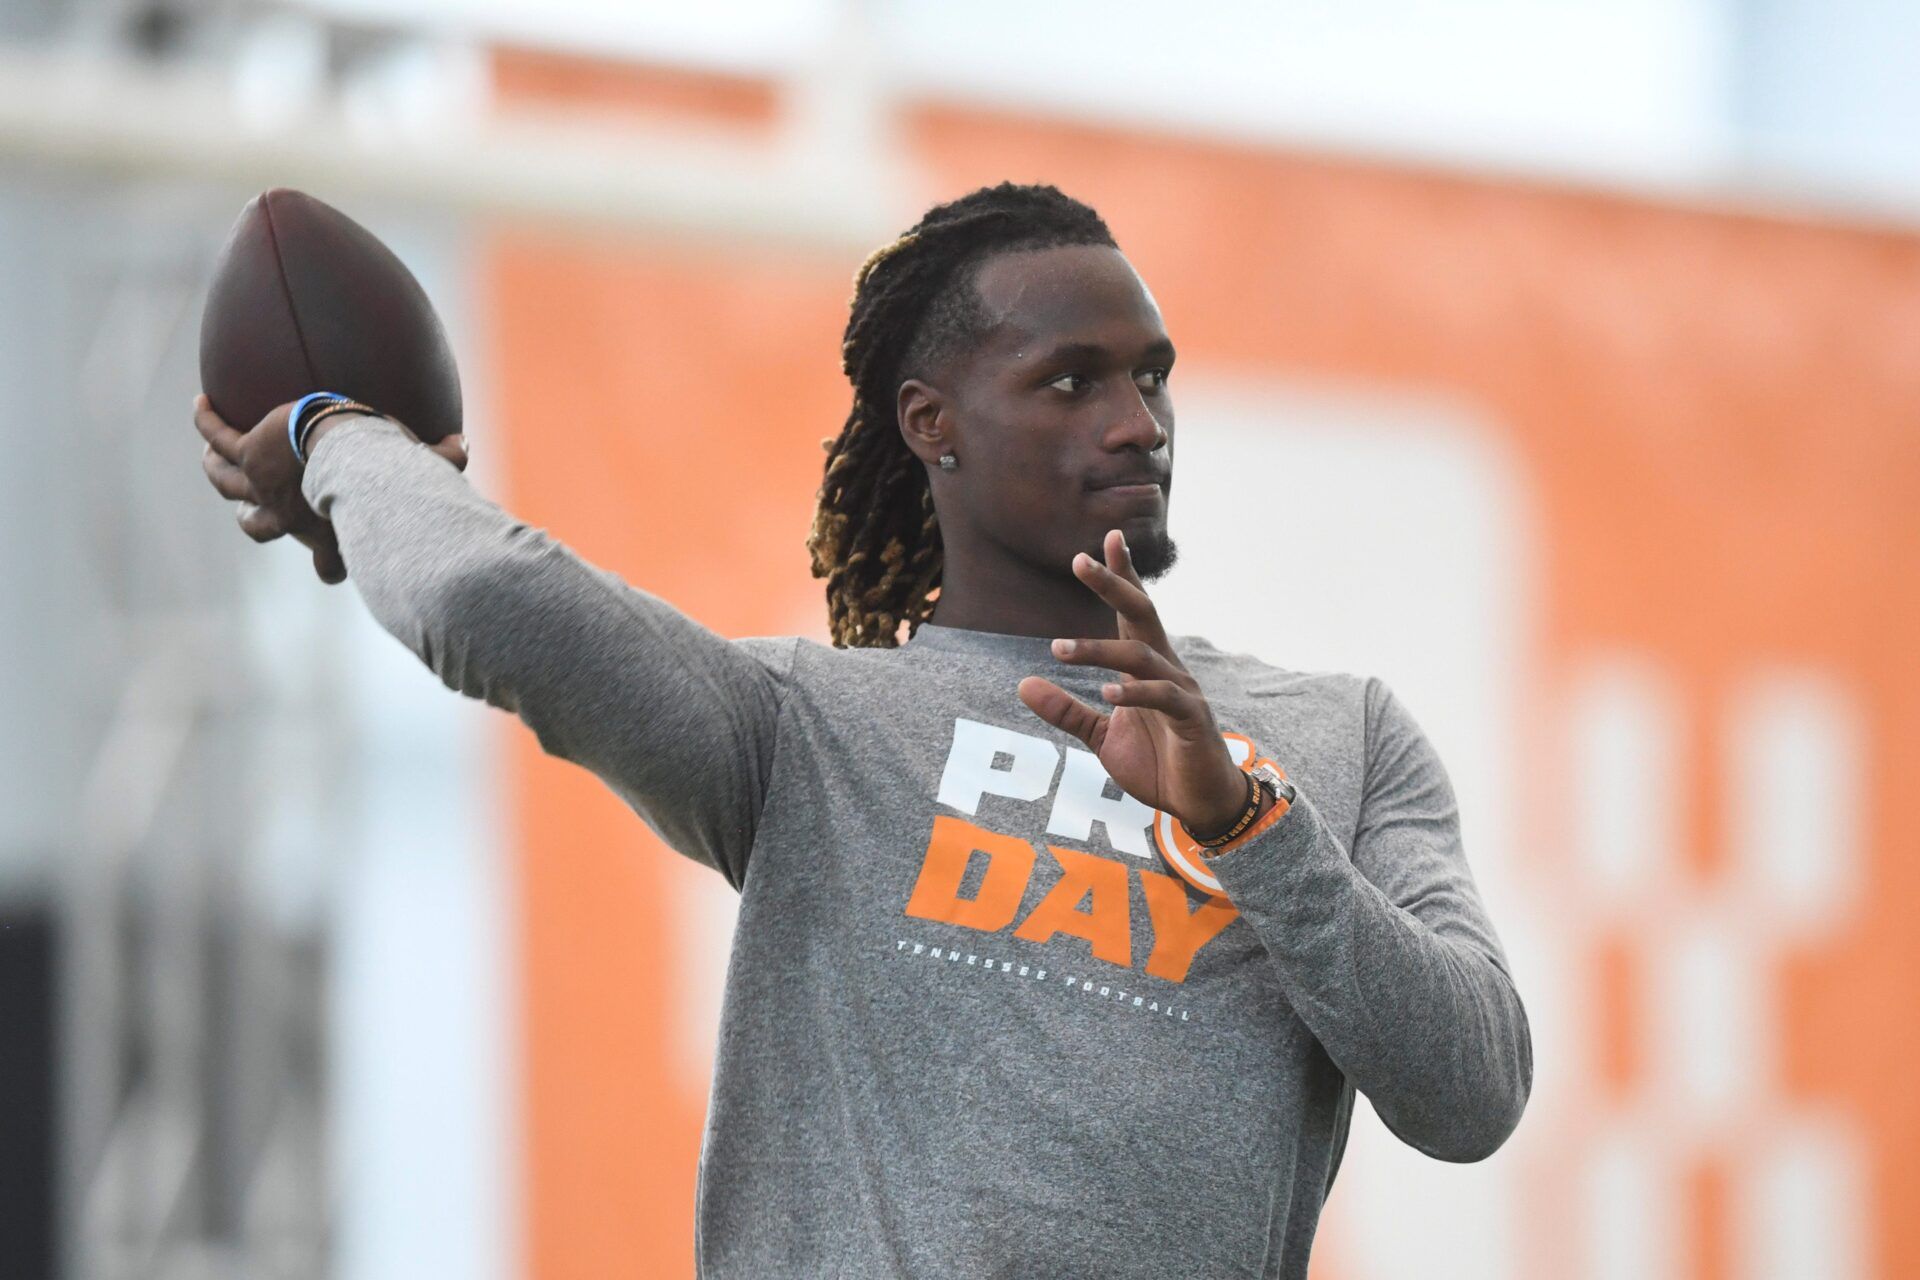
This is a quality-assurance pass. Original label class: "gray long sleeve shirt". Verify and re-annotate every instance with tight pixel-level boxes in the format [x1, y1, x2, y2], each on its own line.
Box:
[302, 415, 1533, 1279]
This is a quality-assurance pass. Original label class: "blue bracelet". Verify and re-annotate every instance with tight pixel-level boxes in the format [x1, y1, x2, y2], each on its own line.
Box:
[289, 392, 348, 464]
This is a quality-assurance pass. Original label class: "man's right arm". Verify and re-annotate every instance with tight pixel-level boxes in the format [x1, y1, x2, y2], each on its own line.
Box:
[301, 414, 793, 888]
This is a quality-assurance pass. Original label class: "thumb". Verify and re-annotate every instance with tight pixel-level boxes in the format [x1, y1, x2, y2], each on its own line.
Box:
[1016, 675, 1105, 751]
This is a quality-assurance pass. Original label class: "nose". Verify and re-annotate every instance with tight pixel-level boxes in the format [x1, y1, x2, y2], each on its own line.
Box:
[1107, 381, 1168, 453]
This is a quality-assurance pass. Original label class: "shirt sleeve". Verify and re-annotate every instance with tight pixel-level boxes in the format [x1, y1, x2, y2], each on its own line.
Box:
[301, 414, 794, 889]
[1202, 676, 1533, 1163]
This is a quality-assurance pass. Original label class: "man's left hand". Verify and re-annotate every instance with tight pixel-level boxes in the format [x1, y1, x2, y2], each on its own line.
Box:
[1016, 528, 1250, 837]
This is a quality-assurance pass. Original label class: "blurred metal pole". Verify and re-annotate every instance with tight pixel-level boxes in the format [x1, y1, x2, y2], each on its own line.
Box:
[66, 634, 198, 1280]
[56, 181, 335, 1280]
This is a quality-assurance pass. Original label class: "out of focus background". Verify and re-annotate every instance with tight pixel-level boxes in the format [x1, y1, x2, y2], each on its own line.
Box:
[2, 1, 1916, 1277]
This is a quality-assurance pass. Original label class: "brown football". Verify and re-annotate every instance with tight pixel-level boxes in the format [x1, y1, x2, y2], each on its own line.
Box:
[199, 188, 461, 445]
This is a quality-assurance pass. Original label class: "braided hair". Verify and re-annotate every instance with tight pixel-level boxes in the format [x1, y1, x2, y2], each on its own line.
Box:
[807, 182, 1118, 648]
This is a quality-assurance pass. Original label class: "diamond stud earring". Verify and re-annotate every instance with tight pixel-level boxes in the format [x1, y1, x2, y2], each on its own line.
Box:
[938, 453, 958, 471]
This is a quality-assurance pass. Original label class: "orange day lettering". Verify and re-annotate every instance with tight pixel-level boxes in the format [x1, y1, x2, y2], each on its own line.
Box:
[902, 717, 1243, 984]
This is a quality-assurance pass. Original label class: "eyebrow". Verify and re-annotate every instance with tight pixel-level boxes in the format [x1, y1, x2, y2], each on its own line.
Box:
[1036, 337, 1178, 366]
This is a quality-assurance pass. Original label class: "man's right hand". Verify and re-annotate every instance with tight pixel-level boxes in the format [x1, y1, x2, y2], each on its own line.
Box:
[194, 394, 470, 585]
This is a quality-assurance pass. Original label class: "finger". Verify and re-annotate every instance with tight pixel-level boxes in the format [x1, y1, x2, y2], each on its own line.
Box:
[194, 394, 247, 465]
[291, 525, 349, 584]
[202, 443, 256, 501]
[1109, 526, 1148, 588]
[313, 524, 347, 584]
[1074, 530, 1173, 651]
[236, 501, 289, 543]
[1098, 677, 1204, 721]
[1015, 675, 1109, 752]
[313, 540, 348, 584]
[1050, 636, 1192, 685]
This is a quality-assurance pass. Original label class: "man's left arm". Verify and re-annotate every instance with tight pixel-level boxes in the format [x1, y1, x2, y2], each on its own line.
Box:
[1203, 677, 1534, 1163]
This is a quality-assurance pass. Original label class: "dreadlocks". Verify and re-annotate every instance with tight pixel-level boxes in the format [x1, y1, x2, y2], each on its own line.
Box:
[806, 182, 1119, 648]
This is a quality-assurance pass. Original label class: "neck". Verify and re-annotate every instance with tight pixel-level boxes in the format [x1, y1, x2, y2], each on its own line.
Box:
[924, 538, 1120, 641]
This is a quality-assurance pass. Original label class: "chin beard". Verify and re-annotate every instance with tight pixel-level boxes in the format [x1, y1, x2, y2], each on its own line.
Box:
[1125, 528, 1179, 581]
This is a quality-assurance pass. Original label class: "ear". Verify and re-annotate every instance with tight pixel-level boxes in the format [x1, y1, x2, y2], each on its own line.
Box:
[897, 377, 951, 468]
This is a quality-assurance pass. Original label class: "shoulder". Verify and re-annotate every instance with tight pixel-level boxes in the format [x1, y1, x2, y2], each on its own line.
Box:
[734, 633, 909, 684]
[1172, 637, 1448, 794]
[1171, 632, 1375, 706]
[731, 634, 805, 684]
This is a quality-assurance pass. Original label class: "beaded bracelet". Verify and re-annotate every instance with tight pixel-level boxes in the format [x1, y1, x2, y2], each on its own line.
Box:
[295, 399, 378, 460]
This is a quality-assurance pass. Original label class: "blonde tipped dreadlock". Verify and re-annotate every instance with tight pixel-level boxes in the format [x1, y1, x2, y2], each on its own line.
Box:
[806, 183, 1118, 648]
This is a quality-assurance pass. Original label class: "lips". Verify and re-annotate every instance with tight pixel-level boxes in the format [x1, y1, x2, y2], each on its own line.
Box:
[1092, 480, 1166, 503]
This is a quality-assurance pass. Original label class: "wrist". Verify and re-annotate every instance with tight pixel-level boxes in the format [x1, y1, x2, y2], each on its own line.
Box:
[1183, 767, 1258, 843]
[302, 412, 375, 462]
[1196, 761, 1294, 859]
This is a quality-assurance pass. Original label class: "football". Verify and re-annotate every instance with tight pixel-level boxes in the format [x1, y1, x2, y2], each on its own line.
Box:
[199, 187, 462, 445]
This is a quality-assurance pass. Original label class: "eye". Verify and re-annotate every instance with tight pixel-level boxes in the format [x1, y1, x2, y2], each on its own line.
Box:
[1135, 367, 1170, 392]
[1046, 372, 1092, 395]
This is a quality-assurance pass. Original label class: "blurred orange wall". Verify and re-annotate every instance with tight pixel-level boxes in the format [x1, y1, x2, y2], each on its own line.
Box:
[488, 58, 1920, 1279]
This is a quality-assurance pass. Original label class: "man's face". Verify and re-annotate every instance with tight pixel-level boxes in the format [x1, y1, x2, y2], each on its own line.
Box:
[927, 244, 1179, 582]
